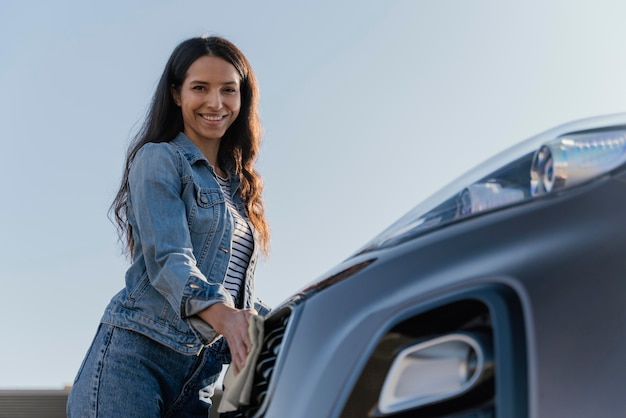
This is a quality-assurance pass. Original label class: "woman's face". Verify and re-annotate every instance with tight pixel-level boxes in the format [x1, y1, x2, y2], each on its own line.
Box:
[172, 55, 241, 145]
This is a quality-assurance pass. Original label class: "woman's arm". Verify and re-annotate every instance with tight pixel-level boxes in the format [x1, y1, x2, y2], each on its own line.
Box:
[129, 143, 235, 330]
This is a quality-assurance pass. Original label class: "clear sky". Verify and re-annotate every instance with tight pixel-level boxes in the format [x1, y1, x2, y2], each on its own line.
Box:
[1, 0, 625, 389]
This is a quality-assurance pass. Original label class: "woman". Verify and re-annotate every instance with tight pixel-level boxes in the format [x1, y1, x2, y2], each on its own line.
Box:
[67, 35, 270, 417]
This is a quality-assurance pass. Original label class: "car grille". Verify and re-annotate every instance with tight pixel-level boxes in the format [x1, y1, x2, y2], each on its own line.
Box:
[221, 306, 293, 418]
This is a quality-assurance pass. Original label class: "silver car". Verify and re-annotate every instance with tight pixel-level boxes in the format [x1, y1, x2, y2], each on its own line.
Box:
[222, 114, 626, 418]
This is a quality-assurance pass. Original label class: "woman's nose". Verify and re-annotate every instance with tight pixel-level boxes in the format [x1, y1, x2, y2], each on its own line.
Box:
[206, 90, 222, 108]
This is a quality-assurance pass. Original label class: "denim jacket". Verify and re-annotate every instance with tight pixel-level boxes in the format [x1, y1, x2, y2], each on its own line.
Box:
[101, 133, 269, 355]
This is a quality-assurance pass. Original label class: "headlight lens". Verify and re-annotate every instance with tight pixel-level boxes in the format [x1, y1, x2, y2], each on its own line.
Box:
[530, 130, 626, 195]
[360, 114, 626, 253]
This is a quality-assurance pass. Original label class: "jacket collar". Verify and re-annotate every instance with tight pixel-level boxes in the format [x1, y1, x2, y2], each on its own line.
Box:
[171, 132, 240, 189]
[171, 132, 208, 166]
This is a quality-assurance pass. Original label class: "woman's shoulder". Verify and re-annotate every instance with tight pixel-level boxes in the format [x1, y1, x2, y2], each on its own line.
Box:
[135, 141, 178, 160]
[131, 141, 182, 180]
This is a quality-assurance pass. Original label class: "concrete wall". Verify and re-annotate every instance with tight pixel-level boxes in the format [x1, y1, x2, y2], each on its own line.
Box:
[0, 389, 224, 417]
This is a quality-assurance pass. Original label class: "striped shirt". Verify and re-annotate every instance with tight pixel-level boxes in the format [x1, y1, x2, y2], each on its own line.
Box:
[216, 174, 254, 307]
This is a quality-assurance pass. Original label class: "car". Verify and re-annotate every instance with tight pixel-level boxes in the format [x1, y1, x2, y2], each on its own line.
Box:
[220, 114, 626, 418]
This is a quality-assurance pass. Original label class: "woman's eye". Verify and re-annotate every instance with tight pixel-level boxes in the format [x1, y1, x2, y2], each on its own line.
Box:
[192, 85, 205, 91]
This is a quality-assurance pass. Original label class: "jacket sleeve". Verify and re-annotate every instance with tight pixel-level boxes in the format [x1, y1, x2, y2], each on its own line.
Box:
[128, 143, 235, 328]
[254, 298, 272, 317]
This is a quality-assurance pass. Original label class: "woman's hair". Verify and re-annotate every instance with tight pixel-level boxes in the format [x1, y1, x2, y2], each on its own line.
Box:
[111, 35, 270, 256]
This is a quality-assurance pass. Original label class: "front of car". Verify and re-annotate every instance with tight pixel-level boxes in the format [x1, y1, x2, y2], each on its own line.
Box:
[229, 114, 626, 418]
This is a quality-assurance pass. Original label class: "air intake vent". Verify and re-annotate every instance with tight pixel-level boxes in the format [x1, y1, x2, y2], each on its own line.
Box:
[340, 285, 527, 417]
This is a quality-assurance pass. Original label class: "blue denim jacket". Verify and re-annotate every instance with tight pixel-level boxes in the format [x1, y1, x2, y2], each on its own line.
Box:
[101, 133, 268, 355]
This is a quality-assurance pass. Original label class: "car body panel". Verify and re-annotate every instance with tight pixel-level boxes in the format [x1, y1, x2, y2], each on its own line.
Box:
[262, 173, 626, 417]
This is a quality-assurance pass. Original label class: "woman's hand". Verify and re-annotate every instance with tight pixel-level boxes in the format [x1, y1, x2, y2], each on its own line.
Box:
[198, 302, 257, 375]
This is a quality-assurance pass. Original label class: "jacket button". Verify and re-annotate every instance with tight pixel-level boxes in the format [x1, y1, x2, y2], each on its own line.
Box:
[200, 196, 209, 204]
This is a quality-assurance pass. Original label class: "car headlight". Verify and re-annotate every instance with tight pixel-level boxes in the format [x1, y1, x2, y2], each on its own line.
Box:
[530, 129, 626, 195]
[359, 114, 626, 253]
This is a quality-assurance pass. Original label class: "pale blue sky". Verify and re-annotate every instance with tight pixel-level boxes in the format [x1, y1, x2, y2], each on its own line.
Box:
[1, 0, 625, 388]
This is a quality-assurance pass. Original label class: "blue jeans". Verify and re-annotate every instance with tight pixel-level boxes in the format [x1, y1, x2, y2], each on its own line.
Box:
[67, 324, 226, 417]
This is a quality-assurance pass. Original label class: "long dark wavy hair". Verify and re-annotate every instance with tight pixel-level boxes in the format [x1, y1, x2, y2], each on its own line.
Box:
[111, 36, 270, 257]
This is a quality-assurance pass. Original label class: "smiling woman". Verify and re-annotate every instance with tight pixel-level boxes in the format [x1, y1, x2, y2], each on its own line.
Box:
[66, 36, 271, 417]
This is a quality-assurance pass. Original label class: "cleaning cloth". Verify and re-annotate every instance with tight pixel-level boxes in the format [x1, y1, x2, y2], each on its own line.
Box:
[218, 314, 265, 413]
